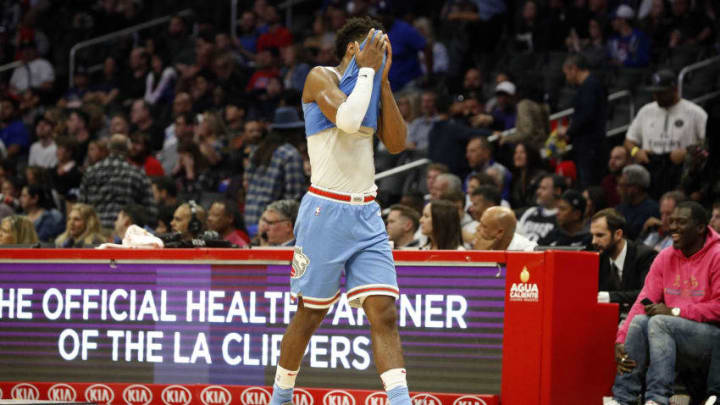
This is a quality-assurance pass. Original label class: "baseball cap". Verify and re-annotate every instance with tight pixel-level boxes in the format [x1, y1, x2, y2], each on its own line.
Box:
[495, 81, 516, 96]
[561, 189, 586, 214]
[614, 4, 635, 19]
[646, 69, 677, 92]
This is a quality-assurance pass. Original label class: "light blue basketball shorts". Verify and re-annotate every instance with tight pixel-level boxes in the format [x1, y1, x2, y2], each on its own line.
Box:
[290, 189, 399, 309]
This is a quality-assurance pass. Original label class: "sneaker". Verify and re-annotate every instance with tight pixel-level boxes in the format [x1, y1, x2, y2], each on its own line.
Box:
[706, 395, 718, 405]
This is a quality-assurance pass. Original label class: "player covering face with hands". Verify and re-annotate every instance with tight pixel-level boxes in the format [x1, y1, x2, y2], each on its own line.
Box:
[268, 17, 409, 405]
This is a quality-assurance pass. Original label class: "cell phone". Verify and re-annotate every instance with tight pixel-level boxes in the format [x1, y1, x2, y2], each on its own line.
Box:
[641, 298, 653, 305]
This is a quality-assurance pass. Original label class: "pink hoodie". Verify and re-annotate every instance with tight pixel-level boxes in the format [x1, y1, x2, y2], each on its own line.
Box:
[617, 227, 720, 343]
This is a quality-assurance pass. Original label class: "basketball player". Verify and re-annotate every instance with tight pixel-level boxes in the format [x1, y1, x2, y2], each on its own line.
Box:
[268, 17, 409, 405]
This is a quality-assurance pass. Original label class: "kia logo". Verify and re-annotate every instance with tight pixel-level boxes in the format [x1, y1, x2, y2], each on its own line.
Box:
[85, 384, 115, 404]
[241, 387, 271, 405]
[201, 386, 232, 405]
[365, 392, 389, 405]
[11, 383, 39, 400]
[123, 384, 153, 405]
[162, 385, 192, 405]
[293, 388, 314, 405]
[48, 383, 77, 402]
[323, 390, 356, 405]
[452, 395, 487, 405]
[411, 393, 442, 405]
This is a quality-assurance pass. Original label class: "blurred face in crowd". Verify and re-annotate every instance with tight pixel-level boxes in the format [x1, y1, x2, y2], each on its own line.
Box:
[87, 141, 107, 164]
[659, 197, 678, 232]
[66, 112, 85, 135]
[711, 207, 720, 233]
[131, 100, 149, 124]
[590, 217, 622, 256]
[114, 211, 131, 239]
[171, 205, 191, 236]
[467, 178, 481, 196]
[225, 105, 245, 127]
[68, 209, 87, 239]
[555, 199, 577, 228]
[173, 93, 192, 116]
[397, 97, 412, 121]
[35, 119, 53, 139]
[104, 57, 117, 78]
[244, 121, 264, 144]
[266, 77, 283, 97]
[175, 116, 194, 141]
[1, 100, 15, 121]
[258, 209, 292, 245]
[169, 16, 185, 36]
[110, 115, 129, 135]
[589, 19, 603, 41]
[466, 138, 487, 169]
[536, 177, 556, 207]
[617, 174, 636, 204]
[241, 11, 256, 31]
[207, 202, 232, 234]
[430, 177, 448, 200]
[562, 62, 580, 85]
[421, 92, 437, 116]
[56, 145, 72, 164]
[386, 210, 411, 244]
[669, 207, 703, 253]
[608, 146, 628, 174]
[513, 144, 527, 169]
[650, 0, 665, 18]
[129, 48, 146, 71]
[0, 218, 15, 244]
[522, 1, 538, 22]
[420, 204, 433, 237]
[653, 88, 677, 108]
[468, 194, 494, 221]
[2, 179, 15, 197]
[426, 169, 442, 196]
[464, 68, 482, 91]
[20, 187, 36, 212]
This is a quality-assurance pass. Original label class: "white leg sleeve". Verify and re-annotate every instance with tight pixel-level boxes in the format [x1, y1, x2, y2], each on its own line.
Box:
[335, 67, 375, 134]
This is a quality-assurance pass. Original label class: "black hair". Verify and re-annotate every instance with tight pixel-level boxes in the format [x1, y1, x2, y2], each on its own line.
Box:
[677, 201, 709, 227]
[471, 185, 502, 206]
[152, 176, 178, 198]
[121, 204, 148, 228]
[69, 109, 90, 126]
[213, 199, 247, 233]
[543, 173, 568, 195]
[334, 16, 385, 60]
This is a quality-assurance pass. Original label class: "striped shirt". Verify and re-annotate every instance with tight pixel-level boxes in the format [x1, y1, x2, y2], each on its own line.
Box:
[78, 155, 157, 229]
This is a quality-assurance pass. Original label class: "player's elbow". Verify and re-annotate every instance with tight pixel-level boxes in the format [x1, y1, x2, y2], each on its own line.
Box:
[335, 102, 363, 134]
[386, 140, 406, 154]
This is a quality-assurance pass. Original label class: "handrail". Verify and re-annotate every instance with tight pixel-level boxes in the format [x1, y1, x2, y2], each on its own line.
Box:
[69, 9, 192, 88]
[490, 90, 634, 142]
[375, 158, 431, 181]
[0, 60, 22, 75]
[678, 55, 720, 98]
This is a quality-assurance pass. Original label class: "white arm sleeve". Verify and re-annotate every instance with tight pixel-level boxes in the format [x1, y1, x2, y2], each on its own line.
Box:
[335, 67, 375, 134]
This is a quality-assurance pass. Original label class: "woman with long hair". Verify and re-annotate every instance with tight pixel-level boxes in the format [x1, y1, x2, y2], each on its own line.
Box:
[509, 141, 546, 210]
[173, 140, 215, 201]
[54, 203, 106, 248]
[0, 215, 39, 245]
[20, 184, 64, 242]
[420, 199, 464, 250]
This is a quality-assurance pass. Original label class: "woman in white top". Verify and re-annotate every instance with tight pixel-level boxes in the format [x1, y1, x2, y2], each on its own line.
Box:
[419, 199, 465, 250]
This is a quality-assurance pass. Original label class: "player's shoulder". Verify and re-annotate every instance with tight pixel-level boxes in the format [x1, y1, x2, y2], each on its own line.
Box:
[303, 66, 340, 102]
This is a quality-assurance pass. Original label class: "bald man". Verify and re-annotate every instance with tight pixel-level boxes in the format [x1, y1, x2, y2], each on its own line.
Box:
[474, 206, 537, 251]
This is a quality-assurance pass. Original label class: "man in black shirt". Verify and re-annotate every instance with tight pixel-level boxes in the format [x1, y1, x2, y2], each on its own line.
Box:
[539, 189, 592, 248]
[559, 54, 608, 188]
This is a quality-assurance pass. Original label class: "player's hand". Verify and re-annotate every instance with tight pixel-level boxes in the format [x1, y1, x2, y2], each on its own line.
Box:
[355, 29, 385, 72]
[382, 34, 392, 83]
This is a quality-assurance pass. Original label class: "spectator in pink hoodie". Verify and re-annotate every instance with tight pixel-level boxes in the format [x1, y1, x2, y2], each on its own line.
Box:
[607, 201, 720, 405]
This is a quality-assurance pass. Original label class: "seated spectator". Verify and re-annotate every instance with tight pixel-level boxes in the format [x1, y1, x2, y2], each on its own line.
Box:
[423, 163, 449, 201]
[468, 185, 502, 222]
[465, 136, 510, 199]
[19, 185, 63, 242]
[155, 205, 175, 235]
[430, 173, 463, 201]
[518, 174, 567, 241]
[441, 190, 478, 247]
[255, 199, 298, 247]
[51, 137, 82, 198]
[607, 202, 720, 405]
[0, 215, 39, 245]
[130, 99, 165, 152]
[0, 97, 30, 160]
[9, 40, 54, 95]
[170, 201, 206, 242]
[602, 146, 630, 207]
[583, 185, 609, 220]
[151, 176, 179, 210]
[608, 5, 651, 67]
[474, 206, 537, 251]
[639, 191, 686, 252]
[509, 142, 546, 209]
[539, 189, 592, 248]
[712, 202, 720, 234]
[174, 140, 216, 202]
[113, 204, 148, 242]
[386, 204, 421, 250]
[591, 208, 657, 315]
[55, 203, 106, 248]
[406, 90, 438, 153]
[419, 199, 464, 250]
[129, 133, 164, 177]
[207, 200, 250, 248]
[474, 81, 518, 131]
[84, 139, 109, 170]
[28, 116, 57, 169]
[616, 164, 660, 240]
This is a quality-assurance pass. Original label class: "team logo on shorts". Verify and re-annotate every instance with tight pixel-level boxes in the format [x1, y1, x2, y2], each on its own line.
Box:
[291, 246, 310, 279]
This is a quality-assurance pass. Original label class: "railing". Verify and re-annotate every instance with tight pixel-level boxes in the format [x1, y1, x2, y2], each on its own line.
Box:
[0, 60, 22, 75]
[68, 9, 192, 88]
[678, 55, 720, 99]
[375, 158, 430, 181]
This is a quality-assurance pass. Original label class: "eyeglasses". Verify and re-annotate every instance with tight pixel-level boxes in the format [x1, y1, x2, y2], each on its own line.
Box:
[260, 217, 289, 226]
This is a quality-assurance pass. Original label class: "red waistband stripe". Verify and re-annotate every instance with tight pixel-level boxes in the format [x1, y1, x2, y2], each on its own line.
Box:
[308, 186, 375, 203]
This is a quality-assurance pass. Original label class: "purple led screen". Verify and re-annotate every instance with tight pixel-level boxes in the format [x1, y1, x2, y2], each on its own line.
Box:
[0, 261, 505, 393]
